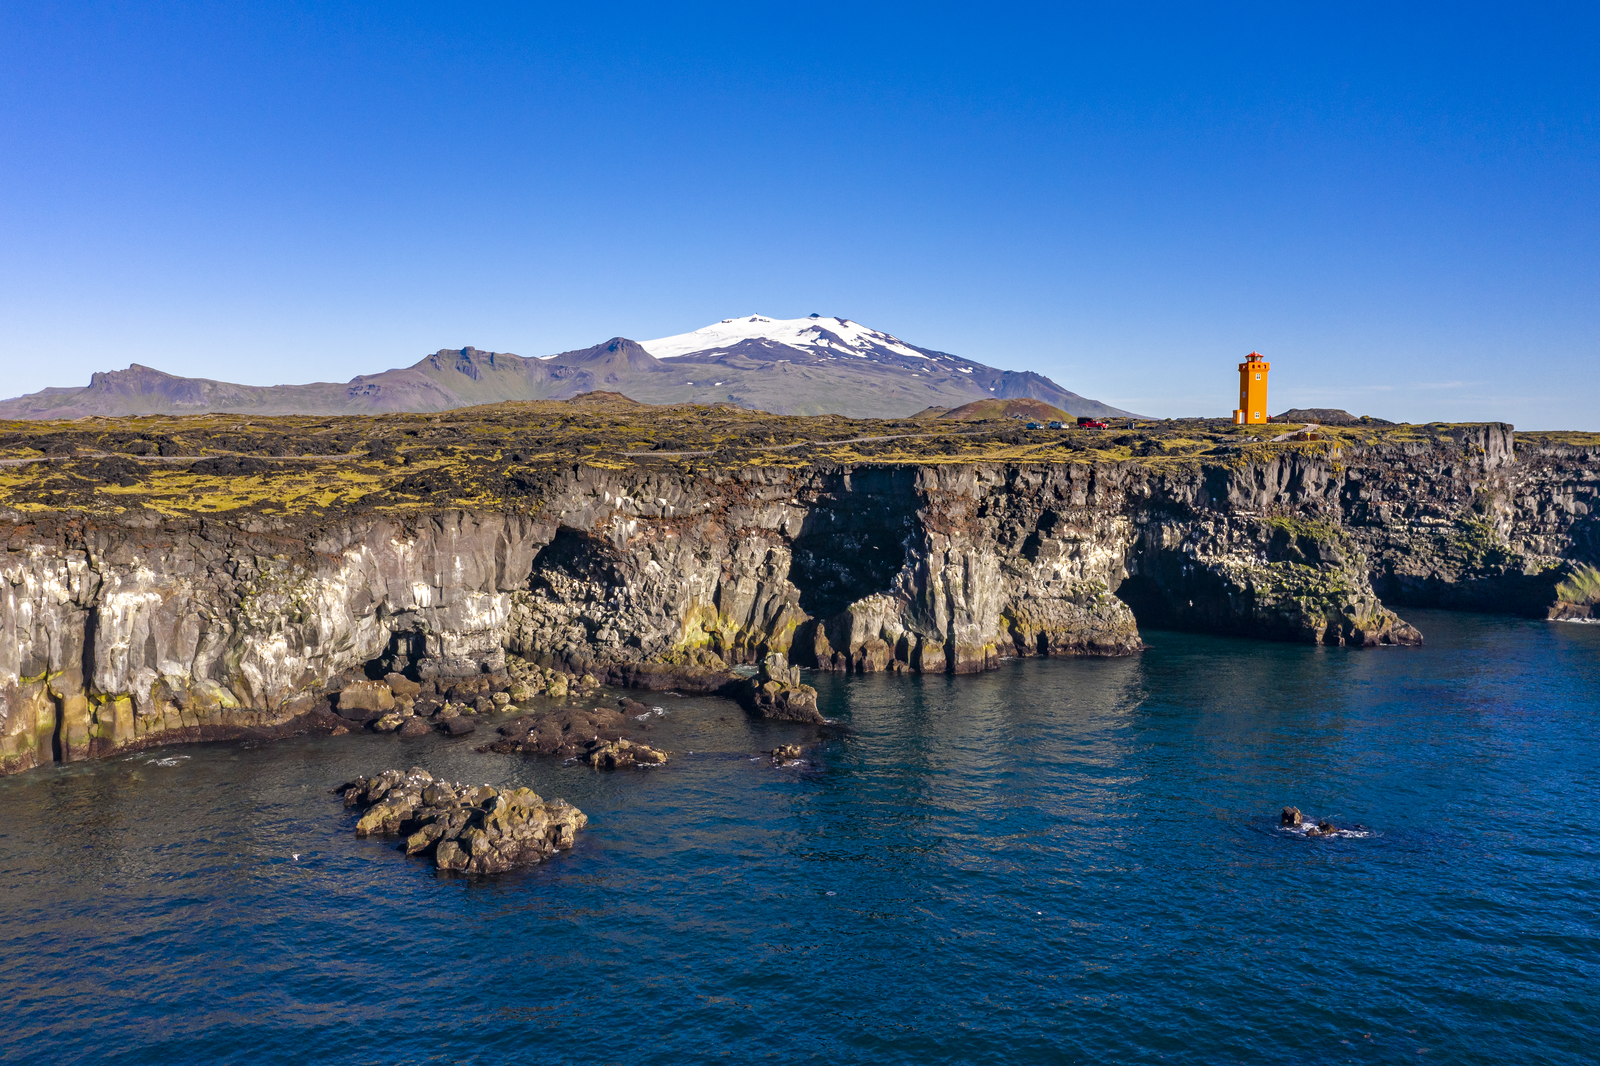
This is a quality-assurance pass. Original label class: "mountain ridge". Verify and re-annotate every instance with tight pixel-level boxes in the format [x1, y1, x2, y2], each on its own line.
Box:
[0, 315, 1140, 421]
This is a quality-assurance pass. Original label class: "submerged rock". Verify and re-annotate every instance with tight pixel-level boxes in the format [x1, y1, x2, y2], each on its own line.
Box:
[338, 766, 586, 874]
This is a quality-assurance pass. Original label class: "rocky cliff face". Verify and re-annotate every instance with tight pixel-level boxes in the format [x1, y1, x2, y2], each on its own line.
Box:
[1357, 431, 1600, 617]
[3, 423, 1595, 775]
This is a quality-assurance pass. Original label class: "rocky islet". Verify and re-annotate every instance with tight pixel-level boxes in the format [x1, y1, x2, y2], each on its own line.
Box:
[340, 766, 587, 874]
[1280, 806, 1359, 839]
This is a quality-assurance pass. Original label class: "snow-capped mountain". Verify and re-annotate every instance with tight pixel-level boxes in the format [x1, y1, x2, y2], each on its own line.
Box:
[0, 315, 1138, 420]
[642, 314, 931, 362]
[629, 313, 1136, 418]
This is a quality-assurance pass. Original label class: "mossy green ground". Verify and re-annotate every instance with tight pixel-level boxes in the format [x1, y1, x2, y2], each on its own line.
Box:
[0, 395, 1547, 518]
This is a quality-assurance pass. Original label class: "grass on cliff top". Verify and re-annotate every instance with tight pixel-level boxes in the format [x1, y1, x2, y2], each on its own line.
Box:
[0, 398, 1525, 519]
[1519, 430, 1600, 450]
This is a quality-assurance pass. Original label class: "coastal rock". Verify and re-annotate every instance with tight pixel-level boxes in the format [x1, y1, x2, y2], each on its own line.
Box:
[481, 705, 630, 758]
[1280, 807, 1303, 827]
[397, 717, 431, 738]
[440, 717, 476, 736]
[384, 673, 422, 699]
[737, 653, 822, 723]
[585, 737, 668, 769]
[340, 767, 586, 873]
[337, 680, 395, 716]
[503, 656, 597, 701]
[354, 801, 411, 837]
[434, 839, 468, 870]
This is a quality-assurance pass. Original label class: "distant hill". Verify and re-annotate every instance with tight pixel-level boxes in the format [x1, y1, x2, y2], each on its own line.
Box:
[939, 397, 1075, 422]
[0, 314, 1141, 422]
[1273, 408, 1395, 426]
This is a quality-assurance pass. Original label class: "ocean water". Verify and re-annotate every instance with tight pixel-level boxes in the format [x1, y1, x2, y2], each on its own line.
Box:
[1, 609, 1597, 1064]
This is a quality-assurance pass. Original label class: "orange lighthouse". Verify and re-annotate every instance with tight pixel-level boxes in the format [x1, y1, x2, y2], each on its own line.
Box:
[1233, 352, 1270, 424]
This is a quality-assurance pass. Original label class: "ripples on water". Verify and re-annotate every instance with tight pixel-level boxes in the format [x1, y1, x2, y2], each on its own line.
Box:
[1, 610, 1596, 1064]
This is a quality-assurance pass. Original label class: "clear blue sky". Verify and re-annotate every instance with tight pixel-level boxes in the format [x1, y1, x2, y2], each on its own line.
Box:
[3, 3, 1596, 427]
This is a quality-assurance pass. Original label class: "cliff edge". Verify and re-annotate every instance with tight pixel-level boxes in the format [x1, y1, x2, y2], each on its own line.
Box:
[1, 404, 1594, 774]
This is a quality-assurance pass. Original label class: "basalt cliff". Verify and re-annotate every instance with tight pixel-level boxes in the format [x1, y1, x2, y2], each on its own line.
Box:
[2, 401, 1595, 775]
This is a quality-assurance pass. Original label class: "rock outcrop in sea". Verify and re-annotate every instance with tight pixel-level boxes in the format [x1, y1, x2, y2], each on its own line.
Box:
[481, 700, 668, 767]
[340, 766, 587, 874]
[3, 412, 1596, 775]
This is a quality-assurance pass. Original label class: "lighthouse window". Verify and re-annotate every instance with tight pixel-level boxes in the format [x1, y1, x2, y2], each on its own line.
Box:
[1255, 373, 1261, 380]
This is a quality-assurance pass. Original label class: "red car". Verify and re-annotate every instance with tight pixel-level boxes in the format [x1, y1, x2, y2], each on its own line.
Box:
[1076, 418, 1108, 429]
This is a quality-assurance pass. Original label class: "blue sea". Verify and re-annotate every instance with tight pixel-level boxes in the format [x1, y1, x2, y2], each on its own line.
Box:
[1, 609, 1597, 1064]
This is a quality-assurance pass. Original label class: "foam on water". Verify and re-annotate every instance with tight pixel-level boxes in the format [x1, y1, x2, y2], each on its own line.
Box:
[1279, 823, 1377, 840]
